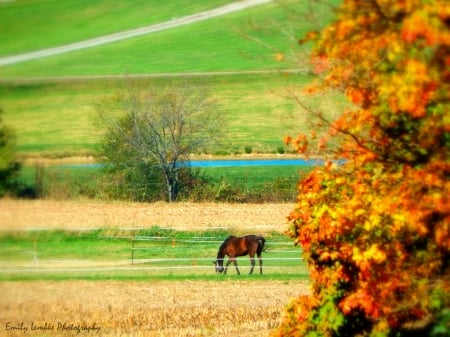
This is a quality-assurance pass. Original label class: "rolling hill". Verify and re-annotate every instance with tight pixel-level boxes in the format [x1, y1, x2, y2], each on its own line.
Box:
[0, 0, 340, 157]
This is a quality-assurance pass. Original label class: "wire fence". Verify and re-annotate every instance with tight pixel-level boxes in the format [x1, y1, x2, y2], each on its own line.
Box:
[128, 234, 303, 272]
[1, 229, 305, 276]
[0, 263, 306, 274]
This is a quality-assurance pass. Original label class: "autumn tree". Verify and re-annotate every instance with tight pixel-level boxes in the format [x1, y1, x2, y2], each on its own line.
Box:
[96, 81, 222, 202]
[275, 1, 449, 336]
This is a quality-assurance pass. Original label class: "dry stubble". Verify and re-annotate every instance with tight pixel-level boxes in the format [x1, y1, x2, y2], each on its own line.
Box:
[0, 280, 309, 337]
[0, 199, 293, 232]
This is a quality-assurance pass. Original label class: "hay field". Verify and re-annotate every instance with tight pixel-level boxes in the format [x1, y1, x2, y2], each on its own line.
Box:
[0, 279, 309, 337]
[0, 199, 293, 232]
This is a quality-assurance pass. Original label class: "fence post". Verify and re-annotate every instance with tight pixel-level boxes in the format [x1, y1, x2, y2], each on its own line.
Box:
[32, 240, 39, 267]
[131, 231, 135, 265]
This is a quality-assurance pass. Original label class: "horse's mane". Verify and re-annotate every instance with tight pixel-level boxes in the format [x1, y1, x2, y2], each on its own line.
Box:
[217, 235, 236, 259]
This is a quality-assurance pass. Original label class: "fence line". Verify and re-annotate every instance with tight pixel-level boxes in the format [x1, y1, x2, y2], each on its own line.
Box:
[127, 257, 303, 262]
[129, 234, 300, 264]
[124, 235, 296, 243]
[9, 225, 289, 233]
[129, 239, 295, 245]
[107, 235, 295, 243]
[129, 235, 299, 264]
[0, 264, 304, 274]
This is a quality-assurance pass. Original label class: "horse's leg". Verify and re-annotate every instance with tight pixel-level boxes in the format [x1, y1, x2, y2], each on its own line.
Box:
[249, 255, 256, 275]
[249, 257, 256, 275]
[224, 259, 233, 274]
[256, 237, 265, 274]
[225, 258, 240, 275]
[232, 258, 240, 275]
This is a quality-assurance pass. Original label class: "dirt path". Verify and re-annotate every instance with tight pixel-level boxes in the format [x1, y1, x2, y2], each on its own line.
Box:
[0, 0, 271, 66]
[0, 199, 293, 232]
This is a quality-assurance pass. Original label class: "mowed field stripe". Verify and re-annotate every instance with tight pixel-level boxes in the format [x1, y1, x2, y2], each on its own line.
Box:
[0, 0, 271, 66]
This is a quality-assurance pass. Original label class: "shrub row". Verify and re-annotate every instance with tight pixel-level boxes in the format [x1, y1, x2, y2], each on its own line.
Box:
[13, 165, 299, 203]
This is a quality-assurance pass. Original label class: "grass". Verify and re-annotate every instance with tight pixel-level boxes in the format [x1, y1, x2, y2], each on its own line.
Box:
[0, 228, 307, 281]
[0, 0, 343, 158]
[0, 1, 330, 77]
[0, 0, 232, 56]
[204, 165, 309, 187]
[2, 73, 342, 156]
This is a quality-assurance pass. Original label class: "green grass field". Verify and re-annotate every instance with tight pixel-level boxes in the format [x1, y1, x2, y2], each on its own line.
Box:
[204, 165, 309, 187]
[0, 228, 308, 281]
[0, 0, 342, 158]
[0, 0, 331, 77]
[2, 73, 342, 156]
[0, 0, 233, 57]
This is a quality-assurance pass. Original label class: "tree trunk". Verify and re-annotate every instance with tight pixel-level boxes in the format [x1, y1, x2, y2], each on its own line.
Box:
[165, 176, 173, 202]
[164, 170, 178, 202]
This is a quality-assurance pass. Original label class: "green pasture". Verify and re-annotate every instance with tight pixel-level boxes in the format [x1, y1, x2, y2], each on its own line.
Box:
[0, 229, 308, 281]
[0, 0, 232, 57]
[1, 73, 343, 157]
[204, 165, 310, 187]
[0, 0, 333, 78]
[0, 0, 342, 158]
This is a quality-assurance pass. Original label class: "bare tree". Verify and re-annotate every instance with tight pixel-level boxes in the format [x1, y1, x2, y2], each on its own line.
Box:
[96, 81, 222, 202]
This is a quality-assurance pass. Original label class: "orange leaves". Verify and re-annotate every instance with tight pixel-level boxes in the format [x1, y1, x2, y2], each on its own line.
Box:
[310, 54, 330, 75]
[335, 18, 356, 40]
[277, 1, 450, 336]
[405, 59, 434, 114]
[382, 4, 449, 119]
[298, 30, 319, 45]
[274, 52, 284, 62]
[435, 219, 450, 251]
[284, 133, 308, 154]
[318, 249, 340, 263]
[339, 289, 380, 318]
[346, 87, 364, 105]
[401, 4, 450, 46]
[294, 134, 308, 154]
[402, 10, 432, 44]
[380, 58, 436, 118]
[352, 244, 387, 267]
[283, 135, 291, 146]
[286, 143, 449, 333]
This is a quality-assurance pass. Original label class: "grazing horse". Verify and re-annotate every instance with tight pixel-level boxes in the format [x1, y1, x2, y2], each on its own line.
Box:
[214, 235, 265, 275]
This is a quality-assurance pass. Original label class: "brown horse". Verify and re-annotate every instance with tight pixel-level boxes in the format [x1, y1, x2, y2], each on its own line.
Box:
[214, 235, 265, 275]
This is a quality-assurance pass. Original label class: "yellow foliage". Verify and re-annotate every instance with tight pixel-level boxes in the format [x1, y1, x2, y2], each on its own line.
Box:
[276, 0, 450, 336]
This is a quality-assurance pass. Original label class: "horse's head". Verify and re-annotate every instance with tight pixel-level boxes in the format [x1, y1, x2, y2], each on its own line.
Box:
[213, 259, 224, 273]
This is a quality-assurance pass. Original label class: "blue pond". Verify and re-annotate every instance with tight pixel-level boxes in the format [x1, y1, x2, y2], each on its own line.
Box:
[188, 158, 324, 168]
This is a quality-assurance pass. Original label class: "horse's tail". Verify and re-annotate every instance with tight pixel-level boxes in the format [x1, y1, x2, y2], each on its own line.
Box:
[257, 236, 266, 255]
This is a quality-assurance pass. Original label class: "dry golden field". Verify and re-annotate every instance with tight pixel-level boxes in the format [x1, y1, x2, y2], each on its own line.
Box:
[0, 199, 309, 336]
[0, 280, 309, 337]
[0, 199, 294, 232]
